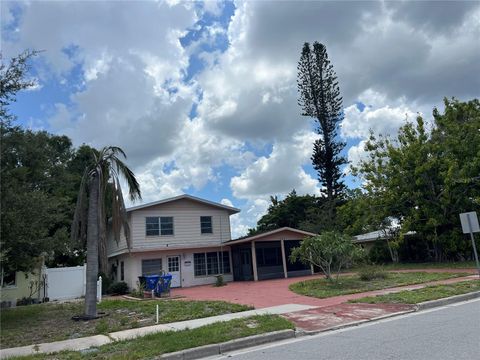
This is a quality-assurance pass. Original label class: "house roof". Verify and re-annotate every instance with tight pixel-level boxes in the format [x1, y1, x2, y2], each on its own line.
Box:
[226, 227, 317, 245]
[126, 194, 241, 214]
[353, 229, 416, 243]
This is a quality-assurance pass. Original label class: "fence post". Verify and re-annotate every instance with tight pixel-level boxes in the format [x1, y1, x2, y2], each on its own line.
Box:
[97, 276, 102, 303]
[82, 264, 87, 296]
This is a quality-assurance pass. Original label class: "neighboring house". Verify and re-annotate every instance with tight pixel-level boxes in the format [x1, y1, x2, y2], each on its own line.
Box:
[353, 229, 416, 252]
[107, 194, 240, 289]
[1, 265, 45, 308]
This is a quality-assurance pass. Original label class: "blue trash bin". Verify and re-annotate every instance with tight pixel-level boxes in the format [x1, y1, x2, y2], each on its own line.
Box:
[144, 275, 160, 290]
[155, 274, 173, 297]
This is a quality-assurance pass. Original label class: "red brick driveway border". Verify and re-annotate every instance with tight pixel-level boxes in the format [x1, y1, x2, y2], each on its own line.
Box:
[172, 268, 477, 309]
[282, 302, 416, 333]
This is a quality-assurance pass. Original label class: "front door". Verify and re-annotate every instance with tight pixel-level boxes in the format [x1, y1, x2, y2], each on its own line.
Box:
[167, 255, 181, 288]
[240, 248, 253, 281]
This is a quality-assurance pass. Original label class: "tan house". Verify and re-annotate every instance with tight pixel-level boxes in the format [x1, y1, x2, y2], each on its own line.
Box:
[107, 194, 240, 289]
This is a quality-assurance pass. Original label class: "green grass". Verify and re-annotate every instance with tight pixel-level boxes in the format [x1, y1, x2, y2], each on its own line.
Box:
[349, 261, 476, 272]
[12, 315, 293, 360]
[289, 271, 469, 299]
[349, 280, 480, 304]
[0, 299, 251, 349]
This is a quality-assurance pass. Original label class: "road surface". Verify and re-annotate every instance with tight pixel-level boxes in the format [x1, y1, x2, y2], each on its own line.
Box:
[212, 299, 480, 360]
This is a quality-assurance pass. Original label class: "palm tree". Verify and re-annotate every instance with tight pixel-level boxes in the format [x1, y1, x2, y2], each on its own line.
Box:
[72, 146, 141, 318]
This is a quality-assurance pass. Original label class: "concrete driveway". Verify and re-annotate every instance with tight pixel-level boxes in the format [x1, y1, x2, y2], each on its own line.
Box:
[171, 269, 477, 309]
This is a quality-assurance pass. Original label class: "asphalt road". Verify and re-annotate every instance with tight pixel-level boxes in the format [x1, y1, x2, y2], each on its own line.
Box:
[213, 299, 480, 360]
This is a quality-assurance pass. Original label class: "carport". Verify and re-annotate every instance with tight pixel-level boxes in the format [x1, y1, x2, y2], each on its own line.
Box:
[227, 227, 316, 281]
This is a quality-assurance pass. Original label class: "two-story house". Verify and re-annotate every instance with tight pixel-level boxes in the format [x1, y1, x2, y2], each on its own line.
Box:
[107, 194, 240, 289]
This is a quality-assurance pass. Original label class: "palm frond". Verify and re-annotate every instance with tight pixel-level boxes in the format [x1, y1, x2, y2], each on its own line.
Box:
[110, 154, 141, 201]
[96, 164, 108, 275]
[71, 168, 89, 245]
[112, 178, 133, 251]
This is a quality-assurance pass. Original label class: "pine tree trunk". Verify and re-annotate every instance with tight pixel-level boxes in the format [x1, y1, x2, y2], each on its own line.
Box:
[84, 173, 99, 318]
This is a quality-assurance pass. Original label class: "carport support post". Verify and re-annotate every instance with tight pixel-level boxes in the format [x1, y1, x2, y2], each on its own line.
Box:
[281, 240, 288, 278]
[251, 241, 259, 281]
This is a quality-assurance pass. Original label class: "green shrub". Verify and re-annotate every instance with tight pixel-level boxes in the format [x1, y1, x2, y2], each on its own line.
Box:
[214, 274, 225, 287]
[368, 241, 393, 264]
[108, 282, 129, 295]
[358, 266, 389, 281]
[129, 281, 145, 298]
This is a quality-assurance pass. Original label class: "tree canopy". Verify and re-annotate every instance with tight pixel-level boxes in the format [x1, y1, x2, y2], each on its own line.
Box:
[297, 42, 347, 204]
[0, 50, 96, 273]
[1, 126, 97, 273]
[248, 190, 327, 235]
[353, 98, 480, 261]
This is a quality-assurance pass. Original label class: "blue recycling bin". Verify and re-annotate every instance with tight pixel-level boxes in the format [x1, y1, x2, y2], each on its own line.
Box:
[144, 275, 160, 290]
[155, 274, 173, 297]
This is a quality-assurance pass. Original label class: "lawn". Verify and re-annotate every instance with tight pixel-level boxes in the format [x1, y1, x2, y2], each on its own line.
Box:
[0, 299, 251, 349]
[349, 280, 480, 304]
[12, 315, 293, 360]
[289, 271, 469, 299]
[349, 261, 476, 272]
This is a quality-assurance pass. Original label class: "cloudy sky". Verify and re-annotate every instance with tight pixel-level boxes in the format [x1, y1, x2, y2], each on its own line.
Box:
[2, 0, 479, 237]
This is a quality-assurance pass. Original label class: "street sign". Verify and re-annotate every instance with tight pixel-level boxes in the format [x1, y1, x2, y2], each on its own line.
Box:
[460, 211, 480, 277]
[459, 212, 480, 234]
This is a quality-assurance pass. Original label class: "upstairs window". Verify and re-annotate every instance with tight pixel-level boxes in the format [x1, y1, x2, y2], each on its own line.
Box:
[160, 217, 174, 235]
[146, 217, 159, 236]
[145, 217, 174, 236]
[200, 216, 213, 234]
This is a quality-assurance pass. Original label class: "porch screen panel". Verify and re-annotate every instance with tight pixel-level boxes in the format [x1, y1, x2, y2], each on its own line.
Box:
[221, 251, 231, 273]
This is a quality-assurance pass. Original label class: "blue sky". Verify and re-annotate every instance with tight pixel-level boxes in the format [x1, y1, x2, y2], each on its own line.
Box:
[2, 0, 479, 237]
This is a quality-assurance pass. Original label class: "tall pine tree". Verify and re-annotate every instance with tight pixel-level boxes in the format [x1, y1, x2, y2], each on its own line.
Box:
[297, 42, 346, 202]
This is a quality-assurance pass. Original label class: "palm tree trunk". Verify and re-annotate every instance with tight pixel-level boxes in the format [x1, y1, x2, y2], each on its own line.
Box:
[85, 173, 99, 318]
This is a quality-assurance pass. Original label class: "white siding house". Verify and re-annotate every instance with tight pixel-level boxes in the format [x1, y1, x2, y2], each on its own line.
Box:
[107, 194, 239, 290]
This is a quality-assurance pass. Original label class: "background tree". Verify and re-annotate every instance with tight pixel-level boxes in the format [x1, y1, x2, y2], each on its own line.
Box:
[247, 190, 326, 235]
[1, 127, 97, 273]
[297, 42, 347, 227]
[1, 50, 39, 125]
[1, 50, 95, 275]
[290, 232, 364, 281]
[354, 99, 480, 261]
[72, 146, 141, 318]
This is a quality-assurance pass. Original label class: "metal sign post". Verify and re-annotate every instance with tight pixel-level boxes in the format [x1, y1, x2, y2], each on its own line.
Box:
[460, 212, 480, 277]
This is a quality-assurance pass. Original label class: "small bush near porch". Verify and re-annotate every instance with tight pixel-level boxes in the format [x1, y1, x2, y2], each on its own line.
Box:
[0, 299, 251, 349]
[289, 271, 469, 299]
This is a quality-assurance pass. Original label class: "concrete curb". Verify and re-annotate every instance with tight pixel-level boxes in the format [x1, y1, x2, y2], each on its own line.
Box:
[158, 329, 296, 360]
[416, 291, 480, 310]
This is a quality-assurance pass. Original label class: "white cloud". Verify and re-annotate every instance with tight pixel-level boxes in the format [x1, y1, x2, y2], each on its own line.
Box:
[231, 130, 320, 199]
[342, 90, 417, 140]
[129, 116, 250, 205]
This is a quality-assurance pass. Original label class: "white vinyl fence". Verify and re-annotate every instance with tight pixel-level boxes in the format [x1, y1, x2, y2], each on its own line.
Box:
[45, 265, 101, 302]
